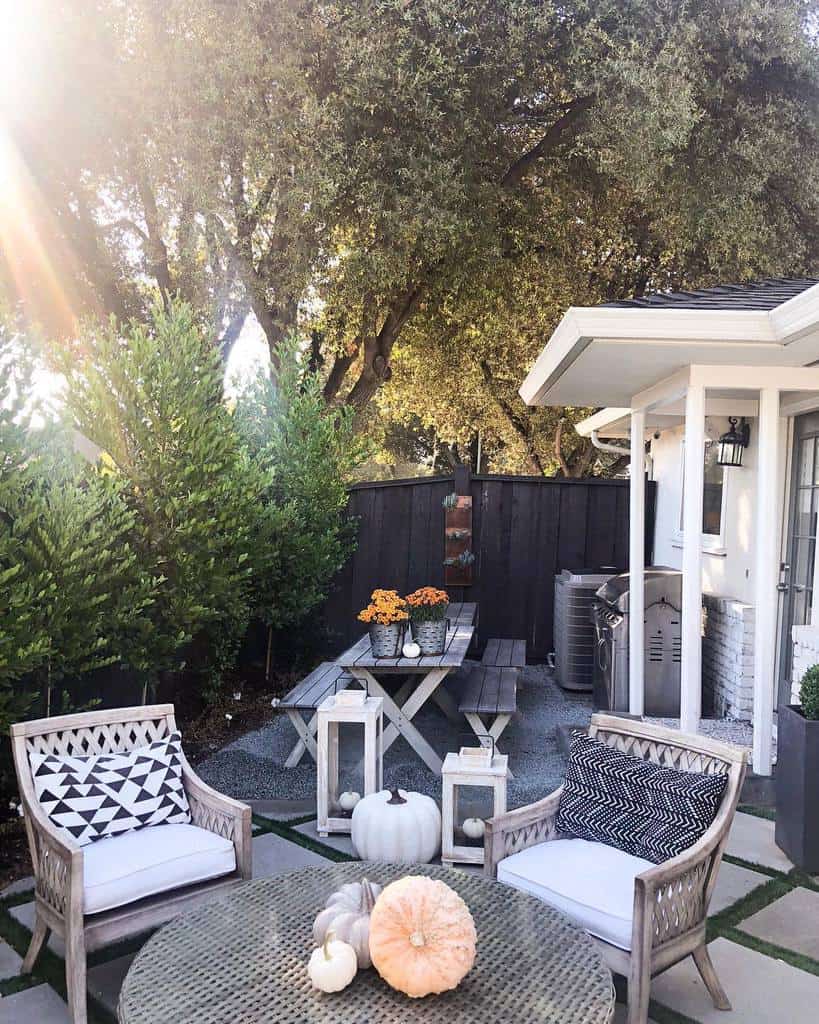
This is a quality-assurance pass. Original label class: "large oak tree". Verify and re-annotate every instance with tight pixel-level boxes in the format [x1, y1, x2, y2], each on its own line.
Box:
[1, 1, 817, 472]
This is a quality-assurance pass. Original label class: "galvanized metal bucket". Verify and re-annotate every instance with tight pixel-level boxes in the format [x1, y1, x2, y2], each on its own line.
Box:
[368, 622, 404, 658]
[411, 618, 449, 656]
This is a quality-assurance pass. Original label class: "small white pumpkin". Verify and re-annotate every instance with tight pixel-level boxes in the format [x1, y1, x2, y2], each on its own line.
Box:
[462, 817, 485, 840]
[402, 639, 421, 658]
[308, 933, 358, 993]
[312, 877, 382, 968]
[338, 791, 361, 812]
[351, 789, 441, 863]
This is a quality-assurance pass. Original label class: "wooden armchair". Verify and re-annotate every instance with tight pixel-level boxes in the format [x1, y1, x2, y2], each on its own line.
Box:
[485, 714, 747, 1024]
[11, 704, 252, 1024]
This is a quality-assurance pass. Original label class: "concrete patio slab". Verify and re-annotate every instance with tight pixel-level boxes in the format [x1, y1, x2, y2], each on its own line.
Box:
[293, 819, 356, 857]
[250, 798, 316, 820]
[252, 831, 332, 878]
[10, 902, 65, 957]
[0, 983, 69, 1023]
[87, 952, 136, 1017]
[613, 1006, 658, 1024]
[0, 876, 34, 899]
[651, 937, 819, 1023]
[0, 940, 22, 981]
[709, 860, 770, 915]
[726, 812, 794, 873]
[738, 886, 819, 960]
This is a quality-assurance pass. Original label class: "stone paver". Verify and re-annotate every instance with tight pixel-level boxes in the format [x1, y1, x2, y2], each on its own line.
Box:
[250, 798, 315, 820]
[0, 940, 22, 981]
[9, 902, 65, 957]
[651, 937, 819, 1023]
[251, 831, 331, 878]
[726, 812, 794, 873]
[293, 819, 356, 857]
[739, 886, 819, 960]
[0, 983, 69, 1023]
[613, 1006, 658, 1024]
[0, 876, 34, 899]
[709, 860, 769, 915]
[87, 952, 137, 1017]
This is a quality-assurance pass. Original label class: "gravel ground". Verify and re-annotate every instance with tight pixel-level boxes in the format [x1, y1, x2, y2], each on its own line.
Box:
[196, 664, 594, 810]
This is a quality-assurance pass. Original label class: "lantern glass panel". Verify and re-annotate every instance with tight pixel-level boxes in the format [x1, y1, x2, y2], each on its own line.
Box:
[332, 721, 366, 819]
[452, 783, 494, 848]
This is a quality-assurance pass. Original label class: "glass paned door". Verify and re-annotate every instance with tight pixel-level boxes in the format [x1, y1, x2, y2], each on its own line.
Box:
[779, 414, 819, 706]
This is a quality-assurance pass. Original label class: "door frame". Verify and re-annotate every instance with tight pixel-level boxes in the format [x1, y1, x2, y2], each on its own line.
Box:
[777, 411, 819, 708]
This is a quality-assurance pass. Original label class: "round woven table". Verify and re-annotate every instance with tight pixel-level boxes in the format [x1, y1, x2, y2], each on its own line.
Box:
[118, 863, 615, 1024]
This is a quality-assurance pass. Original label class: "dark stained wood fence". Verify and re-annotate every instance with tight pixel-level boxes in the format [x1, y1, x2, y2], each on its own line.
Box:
[321, 472, 656, 660]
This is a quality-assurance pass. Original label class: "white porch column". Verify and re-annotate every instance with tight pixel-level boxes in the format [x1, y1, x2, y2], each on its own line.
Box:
[629, 408, 646, 716]
[753, 388, 779, 776]
[680, 384, 705, 733]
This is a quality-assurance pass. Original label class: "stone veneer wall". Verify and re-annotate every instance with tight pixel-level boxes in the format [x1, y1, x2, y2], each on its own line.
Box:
[701, 594, 755, 720]
[790, 624, 819, 704]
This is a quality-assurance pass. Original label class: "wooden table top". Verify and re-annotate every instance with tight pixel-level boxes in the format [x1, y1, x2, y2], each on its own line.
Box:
[338, 623, 474, 672]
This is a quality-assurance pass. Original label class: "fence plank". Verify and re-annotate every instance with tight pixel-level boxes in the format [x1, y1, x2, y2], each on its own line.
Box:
[322, 474, 655, 660]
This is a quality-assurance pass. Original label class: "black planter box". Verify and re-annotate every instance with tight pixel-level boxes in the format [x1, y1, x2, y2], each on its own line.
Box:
[775, 703, 819, 872]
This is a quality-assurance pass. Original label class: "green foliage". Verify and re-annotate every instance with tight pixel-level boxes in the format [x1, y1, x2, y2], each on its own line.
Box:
[3, 1, 817, 477]
[0, 324, 157, 753]
[799, 665, 819, 721]
[59, 302, 266, 692]
[235, 339, 366, 630]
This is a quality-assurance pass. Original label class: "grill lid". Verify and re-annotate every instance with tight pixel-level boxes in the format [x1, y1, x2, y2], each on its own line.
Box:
[595, 566, 682, 614]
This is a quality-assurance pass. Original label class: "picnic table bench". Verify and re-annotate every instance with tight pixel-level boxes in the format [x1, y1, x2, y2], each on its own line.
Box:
[459, 664, 518, 770]
[280, 662, 353, 768]
[482, 638, 526, 668]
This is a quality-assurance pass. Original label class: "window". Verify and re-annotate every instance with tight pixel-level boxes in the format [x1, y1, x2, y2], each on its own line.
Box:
[677, 439, 728, 552]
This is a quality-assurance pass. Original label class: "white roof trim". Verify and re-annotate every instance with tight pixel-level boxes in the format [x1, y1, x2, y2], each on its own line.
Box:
[520, 283, 819, 408]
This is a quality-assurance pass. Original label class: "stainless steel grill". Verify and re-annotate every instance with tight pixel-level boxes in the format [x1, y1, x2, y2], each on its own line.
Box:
[591, 567, 682, 716]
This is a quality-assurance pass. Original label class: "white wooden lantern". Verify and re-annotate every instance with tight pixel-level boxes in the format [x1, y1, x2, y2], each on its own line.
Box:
[441, 749, 507, 867]
[317, 693, 383, 836]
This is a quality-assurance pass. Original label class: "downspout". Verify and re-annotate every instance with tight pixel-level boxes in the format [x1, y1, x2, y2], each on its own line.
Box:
[590, 430, 630, 457]
[590, 429, 653, 477]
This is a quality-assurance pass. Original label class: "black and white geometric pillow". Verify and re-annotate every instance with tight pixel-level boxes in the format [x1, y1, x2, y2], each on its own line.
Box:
[29, 731, 191, 847]
[555, 733, 728, 864]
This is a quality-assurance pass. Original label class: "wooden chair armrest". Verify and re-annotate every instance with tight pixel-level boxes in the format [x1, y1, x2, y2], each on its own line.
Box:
[181, 760, 252, 880]
[484, 786, 564, 877]
[21, 798, 83, 918]
[633, 814, 732, 948]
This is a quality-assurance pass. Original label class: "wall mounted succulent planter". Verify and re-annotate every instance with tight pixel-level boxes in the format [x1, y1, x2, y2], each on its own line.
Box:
[445, 495, 473, 585]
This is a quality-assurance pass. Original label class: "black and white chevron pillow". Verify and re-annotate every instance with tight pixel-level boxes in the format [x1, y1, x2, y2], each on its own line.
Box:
[30, 731, 191, 847]
[556, 733, 728, 863]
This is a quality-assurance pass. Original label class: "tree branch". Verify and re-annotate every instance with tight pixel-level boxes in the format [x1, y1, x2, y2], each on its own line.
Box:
[501, 95, 594, 188]
[479, 359, 545, 475]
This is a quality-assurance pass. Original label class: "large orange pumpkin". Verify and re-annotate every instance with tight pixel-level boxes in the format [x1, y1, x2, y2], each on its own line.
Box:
[368, 876, 477, 997]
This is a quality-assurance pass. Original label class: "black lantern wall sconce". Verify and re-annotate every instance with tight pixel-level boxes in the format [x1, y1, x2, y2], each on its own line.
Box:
[716, 417, 751, 467]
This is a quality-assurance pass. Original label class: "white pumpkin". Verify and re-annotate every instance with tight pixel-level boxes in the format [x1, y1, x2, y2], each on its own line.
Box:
[402, 640, 421, 658]
[312, 877, 382, 968]
[308, 934, 358, 993]
[351, 789, 441, 863]
[462, 817, 485, 840]
[338, 791, 361, 812]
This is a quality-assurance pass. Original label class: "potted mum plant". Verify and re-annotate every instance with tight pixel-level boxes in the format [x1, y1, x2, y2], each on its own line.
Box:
[776, 663, 819, 871]
[406, 587, 450, 656]
[358, 589, 408, 658]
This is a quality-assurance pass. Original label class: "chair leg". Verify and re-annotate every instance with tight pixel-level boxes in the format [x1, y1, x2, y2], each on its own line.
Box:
[692, 943, 731, 1011]
[627, 957, 652, 1024]
[21, 913, 49, 973]
[65, 922, 87, 1024]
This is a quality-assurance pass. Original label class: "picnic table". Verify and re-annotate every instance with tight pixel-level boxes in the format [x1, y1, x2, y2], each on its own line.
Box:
[337, 602, 477, 775]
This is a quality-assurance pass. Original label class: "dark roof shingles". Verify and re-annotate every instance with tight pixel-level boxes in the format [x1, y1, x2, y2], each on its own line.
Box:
[603, 277, 818, 311]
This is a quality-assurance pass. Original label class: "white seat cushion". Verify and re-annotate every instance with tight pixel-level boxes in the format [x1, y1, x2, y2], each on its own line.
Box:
[83, 823, 236, 915]
[497, 838, 653, 950]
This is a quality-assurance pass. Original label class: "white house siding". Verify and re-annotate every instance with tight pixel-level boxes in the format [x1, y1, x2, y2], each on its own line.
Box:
[791, 624, 819, 704]
[650, 418, 760, 719]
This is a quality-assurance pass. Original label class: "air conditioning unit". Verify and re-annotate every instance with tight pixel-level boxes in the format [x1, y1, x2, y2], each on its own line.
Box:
[554, 568, 617, 692]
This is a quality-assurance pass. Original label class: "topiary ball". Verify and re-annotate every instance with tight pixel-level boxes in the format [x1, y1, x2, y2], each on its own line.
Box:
[799, 664, 819, 721]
